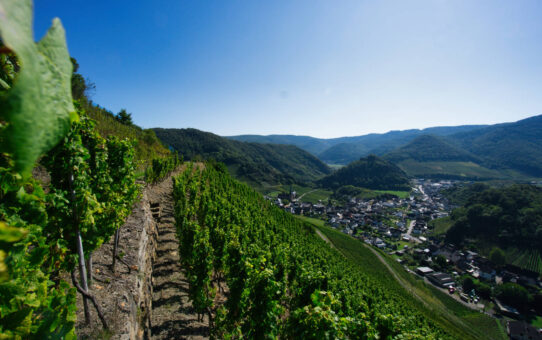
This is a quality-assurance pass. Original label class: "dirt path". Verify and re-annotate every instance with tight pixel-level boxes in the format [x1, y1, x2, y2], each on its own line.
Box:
[148, 174, 209, 339]
[313, 228, 336, 250]
[295, 189, 317, 201]
[311, 228, 480, 337]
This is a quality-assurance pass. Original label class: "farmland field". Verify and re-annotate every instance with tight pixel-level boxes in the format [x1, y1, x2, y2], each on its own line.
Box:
[505, 248, 542, 275]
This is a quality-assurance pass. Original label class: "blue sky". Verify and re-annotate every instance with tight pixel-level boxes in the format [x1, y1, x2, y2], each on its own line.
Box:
[34, 0, 542, 138]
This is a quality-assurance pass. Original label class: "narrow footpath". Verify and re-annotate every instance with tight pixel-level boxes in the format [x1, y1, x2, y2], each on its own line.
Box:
[149, 175, 209, 340]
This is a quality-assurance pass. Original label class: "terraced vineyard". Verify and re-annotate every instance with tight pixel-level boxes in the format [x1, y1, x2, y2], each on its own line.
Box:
[307, 221, 507, 340]
[170, 162, 493, 338]
[506, 248, 542, 275]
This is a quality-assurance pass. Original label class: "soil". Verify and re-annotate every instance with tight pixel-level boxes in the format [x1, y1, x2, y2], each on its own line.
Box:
[72, 169, 211, 339]
[73, 179, 152, 340]
[149, 174, 210, 339]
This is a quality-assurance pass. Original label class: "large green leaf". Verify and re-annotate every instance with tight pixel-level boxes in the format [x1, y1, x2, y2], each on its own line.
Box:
[0, 0, 77, 176]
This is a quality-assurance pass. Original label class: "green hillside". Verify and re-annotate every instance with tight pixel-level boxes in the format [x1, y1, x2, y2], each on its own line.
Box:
[299, 218, 506, 340]
[446, 184, 542, 274]
[227, 134, 333, 155]
[317, 142, 370, 165]
[171, 163, 468, 338]
[384, 135, 480, 163]
[229, 125, 487, 164]
[153, 128, 331, 186]
[82, 102, 170, 165]
[69, 58, 170, 166]
[318, 155, 411, 190]
[449, 115, 542, 177]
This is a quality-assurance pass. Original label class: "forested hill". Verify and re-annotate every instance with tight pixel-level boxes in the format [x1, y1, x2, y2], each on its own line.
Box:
[153, 128, 331, 186]
[384, 135, 480, 163]
[228, 125, 487, 163]
[445, 184, 542, 274]
[318, 155, 411, 190]
[226, 134, 332, 155]
[448, 114, 542, 177]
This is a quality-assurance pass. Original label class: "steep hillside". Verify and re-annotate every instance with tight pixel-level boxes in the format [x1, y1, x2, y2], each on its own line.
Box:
[169, 163, 464, 338]
[318, 155, 411, 190]
[83, 102, 171, 165]
[153, 128, 331, 186]
[449, 115, 542, 177]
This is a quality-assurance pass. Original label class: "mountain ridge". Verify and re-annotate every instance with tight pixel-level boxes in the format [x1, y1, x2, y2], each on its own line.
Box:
[153, 128, 331, 186]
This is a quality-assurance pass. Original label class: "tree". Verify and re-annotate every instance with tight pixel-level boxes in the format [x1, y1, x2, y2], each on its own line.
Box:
[495, 283, 532, 310]
[70, 57, 95, 101]
[489, 247, 506, 267]
[434, 254, 449, 270]
[462, 277, 475, 292]
[116, 108, 133, 125]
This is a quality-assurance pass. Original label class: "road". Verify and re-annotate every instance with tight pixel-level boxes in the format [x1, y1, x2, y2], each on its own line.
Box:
[404, 220, 421, 244]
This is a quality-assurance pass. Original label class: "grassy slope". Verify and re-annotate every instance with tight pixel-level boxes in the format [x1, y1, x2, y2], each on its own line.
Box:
[86, 107, 170, 166]
[296, 216, 507, 340]
[429, 216, 454, 235]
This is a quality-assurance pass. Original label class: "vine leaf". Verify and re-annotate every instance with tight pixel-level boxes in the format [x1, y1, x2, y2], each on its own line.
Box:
[0, 221, 27, 281]
[0, 0, 77, 176]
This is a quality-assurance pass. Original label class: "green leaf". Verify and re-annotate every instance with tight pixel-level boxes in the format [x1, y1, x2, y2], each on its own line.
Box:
[0, 0, 77, 176]
[0, 221, 26, 243]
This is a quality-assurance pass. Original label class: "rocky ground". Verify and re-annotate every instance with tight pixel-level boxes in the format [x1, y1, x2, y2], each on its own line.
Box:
[71, 169, 211, 339]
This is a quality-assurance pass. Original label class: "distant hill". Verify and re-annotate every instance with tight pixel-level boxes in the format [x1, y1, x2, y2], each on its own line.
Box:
[317, 142, 370, 165]
[318, 155, 411, 190]
[380, 135, 503, 179]
[153, 128, 331, 186]
[226, 134, 332, 155]
[448, 114, 542, 177]
[228, 125, 487, 164]
[384, 135, 480, 163]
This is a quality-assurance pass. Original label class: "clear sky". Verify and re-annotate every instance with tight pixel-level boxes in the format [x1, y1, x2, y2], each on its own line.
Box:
[34, 0, 542, 138]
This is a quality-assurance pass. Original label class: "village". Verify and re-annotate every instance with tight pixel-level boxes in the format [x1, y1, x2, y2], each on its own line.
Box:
[267, 179, 542, 338]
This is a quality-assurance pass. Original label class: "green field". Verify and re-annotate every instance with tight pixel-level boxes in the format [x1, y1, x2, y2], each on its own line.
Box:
[374, 189, 411, 198]
[295, 215, 326, 227]
[327, 164, 345, 170]
[261, 184, 332, 203]
[531, 316, 542, 328]
[429, 216, 454, 235]
[300, 218, 507, 340]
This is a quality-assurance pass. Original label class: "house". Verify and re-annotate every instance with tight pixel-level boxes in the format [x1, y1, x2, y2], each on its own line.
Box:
[494, 299, 520, 318]
[373, 238, 386, 249]
[476, 258, 496, 281]
[508, 321, 542, 340]
[416, 267, 434, 276]
[427, 272, 454, 288]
